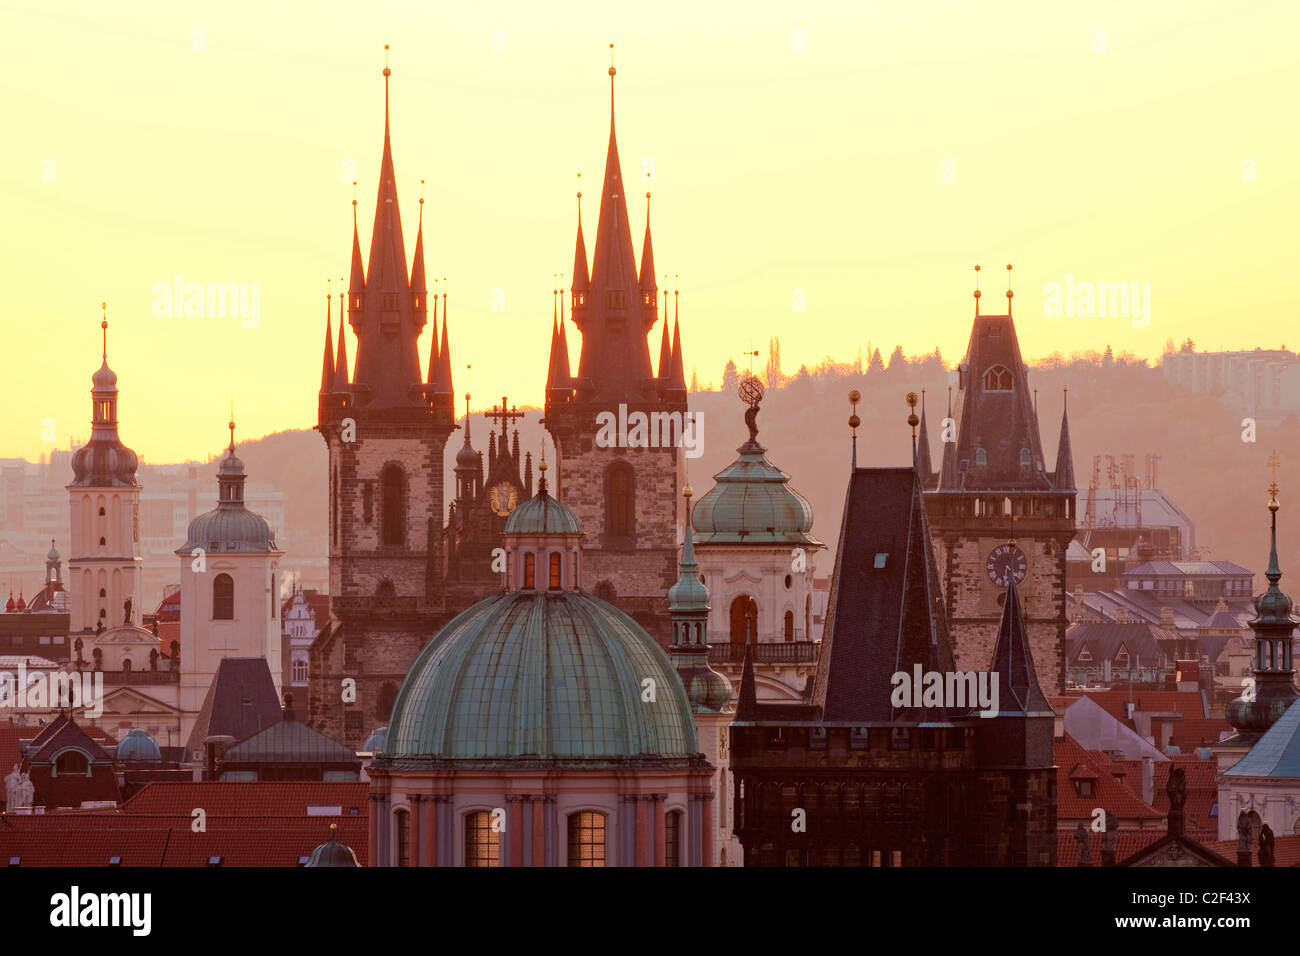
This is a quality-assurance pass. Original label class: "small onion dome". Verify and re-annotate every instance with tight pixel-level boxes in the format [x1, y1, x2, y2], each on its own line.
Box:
[675, 662, 732, 715]
[503, 489, 582, 536]
[455, 441, 480, 470]
[117, 728, 162, 762]
[380, 591, 698, 761]
[92, 361, 118, 390]
[47, 542, 61, 563]
[70, 438, 140, 488]
[14, 593, 25, 611]
[4, 593, 14, 613]
[363, 726, 387, 754]
[179, 508, 275, 553]
[691, 446, 819, 546]
[305, 824, 359, 867]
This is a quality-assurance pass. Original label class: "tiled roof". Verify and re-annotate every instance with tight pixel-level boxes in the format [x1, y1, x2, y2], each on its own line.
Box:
[1076, 688, 1208, 721]
[808, 468, 955, 722]
[1123, 561, 1252, 577]
[184, 658, 282, 754]
[1055, 735, 1164, 822]
[120, 781, 369, 816]
[1204, 834, 1300, 866]
[220, 715, 358, 765]
[1110, 755, 1220, 842]
[1067, 622, 1170, 665]
[1056, 829, 1162, 867]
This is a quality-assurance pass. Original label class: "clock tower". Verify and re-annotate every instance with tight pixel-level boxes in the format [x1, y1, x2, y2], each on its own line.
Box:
[922, 267, 1076, 694]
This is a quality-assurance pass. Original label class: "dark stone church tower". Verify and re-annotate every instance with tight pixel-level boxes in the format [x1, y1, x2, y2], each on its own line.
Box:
[310, 60, 458, 745]
[922, 269, 1076, 695]
[543, 60, 688, 644]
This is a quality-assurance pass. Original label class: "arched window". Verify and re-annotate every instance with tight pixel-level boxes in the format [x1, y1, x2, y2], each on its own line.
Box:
[975, 448, 987, 467]
[54, 749, 90, 777]
[122, 657, 132, 673]
[784, 610, 794, 642]
[380, 466, 406, 546]
[212, 574, 234, 620]
[983, 365, 1013, 391]
[98, 506, 106, 517]
[605, 464, 634, 540]
[523, 552, 536, 589]
[465, 811, 501, 867]
[665, 810, 683, 867]
[291, 658, 308, 682]
[98, 536, 106, 547]
[594, 581, 615, 602]
[395, 808, 410, 867]
[376, 579, 396, 601]
[730, 595, 758, 645]
[549, 552, 562, 590]
[567, 811, 606, 867]
[1020, 447, 1032, 467]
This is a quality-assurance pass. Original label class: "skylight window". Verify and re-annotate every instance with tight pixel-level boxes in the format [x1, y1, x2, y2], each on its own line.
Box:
[873, 553, 888, 569]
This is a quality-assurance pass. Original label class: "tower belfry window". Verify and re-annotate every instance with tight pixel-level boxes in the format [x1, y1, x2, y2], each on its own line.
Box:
[983, 365, 1014, 391]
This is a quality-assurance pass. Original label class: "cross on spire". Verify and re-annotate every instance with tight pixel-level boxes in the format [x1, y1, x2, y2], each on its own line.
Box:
[486, 397, 524, 436]
[1268, 450, 1282, 503]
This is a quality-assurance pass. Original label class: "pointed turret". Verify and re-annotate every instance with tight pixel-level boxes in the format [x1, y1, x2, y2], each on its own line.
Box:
[668, 487, 731, 714]
[411, 195, 429, 332]
[916, 390, 934, 488]
[425, 283, 440, 389]
[435, 291, 453, 398]
[572, 193, 590, 295]
[736, 640, 758, 721]
[347, 57, 425, 407]
[986, 574, 1053, 716]
[347, 205, 365, 324]
[639, 194, 657, 297]
[669, 296, 686, 390]
[319, 293, 336, 395]
[1054, 389, 1076, 491]
[938, 388, 958, 489]
[546, 293, 568, 394]
[335, 294, 349, 389]
[657, 317, 672, 379]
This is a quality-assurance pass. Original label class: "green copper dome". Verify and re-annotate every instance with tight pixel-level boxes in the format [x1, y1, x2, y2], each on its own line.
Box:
[692, 440, 819, 546]
[176, 435, 278, 554]
[382, 591, 698, 761]
[504, 488, 582, 536]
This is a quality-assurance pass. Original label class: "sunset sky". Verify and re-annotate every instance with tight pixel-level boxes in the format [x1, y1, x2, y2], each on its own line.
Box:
[4, 0, 1298, 463]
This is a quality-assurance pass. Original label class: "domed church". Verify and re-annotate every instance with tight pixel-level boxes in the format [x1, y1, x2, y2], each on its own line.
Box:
[367, 462, 726, 866]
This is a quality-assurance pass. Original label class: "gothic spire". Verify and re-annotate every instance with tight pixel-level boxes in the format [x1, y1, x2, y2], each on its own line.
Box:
[669, 291, 686, 390]
[426, 279, 440, 388]
[319, 289, 335, 395]
[1054, 389, 1076, 491]
[657, 315, 671, 379]
[411, 191, 428, 330]
[987, 574, 1053, 716]
[335, 290, 349, 388]
[572, 190, 590, 292]
[916, 389, 933, 487]
[435, 289, 453, 397]
[639, 192, 656, 292]
[939, 387, 958, 489]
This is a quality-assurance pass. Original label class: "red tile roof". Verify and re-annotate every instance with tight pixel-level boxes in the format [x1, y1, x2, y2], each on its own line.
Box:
[0, 723, 115, 777]
[1075, 688, 1208, 722]
[0, 782, 371, 866]
[1204, 835, 1300, 867]
[1057, 829, 1163, 866]
[1056, 735, 1164, 823]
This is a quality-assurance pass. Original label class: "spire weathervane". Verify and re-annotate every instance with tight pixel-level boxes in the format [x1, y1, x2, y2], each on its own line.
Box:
[907, 391, 920, 469]
[100, 301, 108, 361]
[974, 264, 981, 316]
[1006, 263, 1014, 314]
[1268, 450, 1282, 508]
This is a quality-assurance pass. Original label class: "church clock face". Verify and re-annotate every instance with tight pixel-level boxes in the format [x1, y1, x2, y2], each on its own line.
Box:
[985, 543, 1027, 588]
[489, 481, 519, 517]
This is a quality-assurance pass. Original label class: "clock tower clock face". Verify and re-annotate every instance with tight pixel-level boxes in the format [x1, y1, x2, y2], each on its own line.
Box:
[985, 543, 1028, 588]
[489, 481, 519, 517]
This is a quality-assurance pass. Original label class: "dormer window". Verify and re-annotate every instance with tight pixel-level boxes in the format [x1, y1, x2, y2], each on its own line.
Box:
[1077, 646, 1092, 661]
[1075, 779, 1095, 798]
[983, 365, 1013, 391]
[1020, 447, 1031, 467]
[975, 448, 987, 467]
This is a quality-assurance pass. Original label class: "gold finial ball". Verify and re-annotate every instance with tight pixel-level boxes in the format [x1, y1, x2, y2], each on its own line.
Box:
[383, 67, 391, 76]
[848, 414, 861, 429]
[907, 413, 919, 428]
[576, 191, 582, 199]
[1270, 499, 1279, 513]
[539, 459, 548, 473]
[906, 391, 918, 408]
[1007, 290, 1014, 299]
[330, 823, 338, 834]
[683, 484, 693, 499]
[848, 389, 861, 405]
[974, 289, 982, 298]
[645, 191, 651, 199]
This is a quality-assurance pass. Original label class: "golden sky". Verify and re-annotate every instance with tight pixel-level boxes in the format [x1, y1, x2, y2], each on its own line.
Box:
[4, 0, 1298, 462]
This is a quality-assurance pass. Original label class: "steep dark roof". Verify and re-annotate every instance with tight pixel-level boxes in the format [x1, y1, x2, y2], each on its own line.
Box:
[221, 712, 358, 766]
[184, 658, 282, 754]
[989, 576, 1054, 716]
[1067, 622, 1170, 667]
[811, 467, 956, 722]
[946, 312, 1051, 491]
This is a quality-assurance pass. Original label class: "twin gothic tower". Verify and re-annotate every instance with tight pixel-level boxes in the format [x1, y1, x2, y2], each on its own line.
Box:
[310, 59, 686, 745]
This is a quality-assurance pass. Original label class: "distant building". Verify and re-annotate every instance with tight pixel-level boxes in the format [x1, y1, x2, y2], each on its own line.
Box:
[1162, 348, 1300, 424]
[281, 586, 327, 696]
